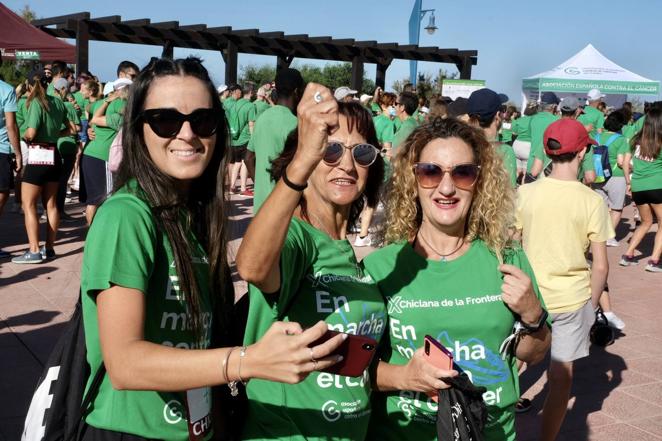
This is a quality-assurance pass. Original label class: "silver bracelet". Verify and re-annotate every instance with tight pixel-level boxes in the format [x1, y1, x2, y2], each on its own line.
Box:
[224, 347, 239, 397]
[238, 346, 248, 386]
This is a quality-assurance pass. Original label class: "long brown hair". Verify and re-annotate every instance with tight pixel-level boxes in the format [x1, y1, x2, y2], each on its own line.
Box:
[633, 107, 662, 160]
[116, 57, 232, 338]
[26, 73, 49, 111]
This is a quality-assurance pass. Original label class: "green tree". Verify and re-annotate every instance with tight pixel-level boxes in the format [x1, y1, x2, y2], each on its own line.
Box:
[238, 64, 277, 88]
[0, 62, 31, 87]
[19, 4, 37, 22]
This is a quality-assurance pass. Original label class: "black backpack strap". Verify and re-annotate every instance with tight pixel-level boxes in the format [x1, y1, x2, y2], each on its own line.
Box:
[67, 363, 105, 441]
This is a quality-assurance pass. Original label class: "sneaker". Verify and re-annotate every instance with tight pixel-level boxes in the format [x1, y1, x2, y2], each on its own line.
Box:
[606, 238, 619, 247]
[603, 311, 625, 330]
[619, 255, 638, 266]
[240, 189, 254, 198]
[354, 235, 371, 247]
[12, 250, 44, 264]
[515, 397, 532, 414]
[40, 246, 56, 260]
[645, 260, 662, 273]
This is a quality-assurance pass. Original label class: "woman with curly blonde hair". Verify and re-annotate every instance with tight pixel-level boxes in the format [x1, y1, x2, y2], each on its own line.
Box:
[364, 117, 550, 441]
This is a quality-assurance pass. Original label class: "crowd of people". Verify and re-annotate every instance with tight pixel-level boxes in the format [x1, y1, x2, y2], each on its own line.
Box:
[1, 54, 661, 441]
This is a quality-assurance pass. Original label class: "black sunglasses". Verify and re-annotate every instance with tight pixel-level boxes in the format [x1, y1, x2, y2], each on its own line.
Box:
[142, 108, 220, 138]
[413, 162, 481, 189]
[324, 142, 379, 167]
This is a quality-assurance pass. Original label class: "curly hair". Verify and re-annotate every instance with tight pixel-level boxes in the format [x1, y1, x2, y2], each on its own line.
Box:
[385, 117, 515, 259]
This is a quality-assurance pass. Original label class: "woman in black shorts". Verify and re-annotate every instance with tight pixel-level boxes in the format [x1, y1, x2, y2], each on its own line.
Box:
[12, 70, 74, 264]
[621, 107, 662, 272]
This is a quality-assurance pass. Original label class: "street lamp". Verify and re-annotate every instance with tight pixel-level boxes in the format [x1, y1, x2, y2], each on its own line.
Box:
[408, 0, 437, 86]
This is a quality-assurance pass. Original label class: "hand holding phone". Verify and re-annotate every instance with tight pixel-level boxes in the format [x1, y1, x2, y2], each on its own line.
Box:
[423, 335, 454, 402]
[310, 330, 377, 377]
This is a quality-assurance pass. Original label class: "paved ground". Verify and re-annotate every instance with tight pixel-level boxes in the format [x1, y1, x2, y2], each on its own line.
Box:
[1, 194, 661, 441]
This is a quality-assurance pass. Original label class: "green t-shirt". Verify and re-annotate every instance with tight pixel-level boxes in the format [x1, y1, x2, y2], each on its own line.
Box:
[25, 95, 68, 143]
[577, 105, 605, 138]
[527, 112, 560, 174]
[243, 217, 386, 441]
[370, 102, 381, 115]
[631, 145, 662, 192]
[373, 114, 395, 146]
[222, 97, 236, 113]
[16, 96, 28, 138]
[46, 81, 56, 97]
[594, 131, 629, 178]
[392, 116, 418, 152]
[81, 184, 214, 440]
[84, 98, 126, 161]
[73, 90, 89, 121]
[232, 98, 256, 146]
[496, 143, 517, 187]
[499, 121, 514, 143]
[247, 105, 297, 212]
[511, 115, 532, 142]
[577, 145, 595, 182]
[254, 100, 270, 119]
[363, 240, 547, 441]
[57, 100, 80, 155]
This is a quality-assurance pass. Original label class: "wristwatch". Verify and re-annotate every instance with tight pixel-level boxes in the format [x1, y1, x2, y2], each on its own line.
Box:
[520, 308, 548, 333]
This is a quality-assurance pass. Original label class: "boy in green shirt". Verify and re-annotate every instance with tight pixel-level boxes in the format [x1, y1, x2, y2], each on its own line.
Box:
[392, 92, 419, 152]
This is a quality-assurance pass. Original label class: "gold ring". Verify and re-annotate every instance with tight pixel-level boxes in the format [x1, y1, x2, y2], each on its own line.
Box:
[309, 347, 317, 363]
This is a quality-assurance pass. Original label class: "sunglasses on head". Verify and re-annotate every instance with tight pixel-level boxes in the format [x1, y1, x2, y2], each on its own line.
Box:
[412, 162, 481, 189]
[141, 108, 220, 138]
[323, 142, 379, 167]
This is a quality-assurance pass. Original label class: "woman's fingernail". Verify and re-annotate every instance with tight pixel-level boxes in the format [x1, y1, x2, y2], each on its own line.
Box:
[342, 334, 349, 340]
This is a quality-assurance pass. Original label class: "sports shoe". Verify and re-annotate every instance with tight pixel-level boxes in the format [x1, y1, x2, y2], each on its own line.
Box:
[645, 260, 662, 273]
[40, 246, 56, 260]
[619, 255, 638, 266]
[603, 311, 625, 330]
[240, 189, 254, 197]
[606, 238, 619, 247]
[354, 235, 371, 247]
[12, 250, 44, 264]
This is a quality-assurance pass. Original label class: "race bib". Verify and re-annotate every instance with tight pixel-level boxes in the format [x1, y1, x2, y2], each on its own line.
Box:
[502, 122, 512, 130]
[186, 387, 212, 441]
[27, 145, 55, 166]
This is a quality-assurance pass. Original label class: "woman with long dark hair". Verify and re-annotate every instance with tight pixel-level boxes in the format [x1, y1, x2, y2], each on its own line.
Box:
[12, 70, 73, 264]
[236, 86, 386, 440]
[620, 107, 662, 272]
[79, 58, 344, 441]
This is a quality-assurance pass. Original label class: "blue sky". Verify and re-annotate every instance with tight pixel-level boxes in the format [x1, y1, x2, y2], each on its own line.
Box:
[6, 0, 662, 102]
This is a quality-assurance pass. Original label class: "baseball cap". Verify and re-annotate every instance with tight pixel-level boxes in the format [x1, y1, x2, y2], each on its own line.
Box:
[359, 94, 372, 104]
[587, 88, 606, 101]
[334, 86, 358, 101]
[541, 92, 560, 105]
[467, 88, 505, 122]
[559, 96, 584, 113]
[113, 78, 133, 91]
[448, 97, 469, 118]
[52, 77, 69, 91]
[217, 84, 228, 94]
[102, 81, 115, 96]
[543, 119, 596, 156]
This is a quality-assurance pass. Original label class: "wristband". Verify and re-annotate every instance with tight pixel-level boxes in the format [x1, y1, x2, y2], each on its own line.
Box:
[282, 169, 307, 192]
[520, 308, 548, 333]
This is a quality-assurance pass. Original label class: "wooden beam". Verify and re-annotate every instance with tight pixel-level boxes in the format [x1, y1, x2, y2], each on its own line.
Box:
[457, 57, 473, 79]
[375, 62, 389, 89]
[308, 36, 332, 43]
[32, 12, 90, 27]
[351, 55, 364, 93]
[258, 31, 285, 38]
[92, 15, 121, 23]
[121, 19, 151, 26]
[151, 21, 179, 29]
[179, 24, 207, 31]
[232, 29, 259, 36]
[75, 20, 89, 75]
[162, 40, 174, 59]
[207, 26, 232, 33]
[224, 41, 238, 85]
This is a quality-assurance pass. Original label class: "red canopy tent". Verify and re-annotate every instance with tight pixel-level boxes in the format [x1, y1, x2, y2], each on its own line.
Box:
[0, 2, 75, 62]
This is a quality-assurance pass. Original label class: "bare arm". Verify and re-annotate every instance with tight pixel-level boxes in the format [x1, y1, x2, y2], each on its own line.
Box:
[530, 157, 543, 178]
[583, 170, 596, 185]
[5, 112, 21, 171]
[90, 97, 115, 127]
[589, 241, 609, 308]
[236, 84, 339, 293]
[97, 285, 344, 391]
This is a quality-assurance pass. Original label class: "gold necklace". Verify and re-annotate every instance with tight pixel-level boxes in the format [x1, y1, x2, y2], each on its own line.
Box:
[417, 230, 465, 262]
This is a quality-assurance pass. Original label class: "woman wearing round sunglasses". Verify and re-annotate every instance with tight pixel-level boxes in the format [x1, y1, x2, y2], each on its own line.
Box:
[363, 118, 550, 441]
[236, 87, 386, 440]
[79, 58, 345, 441]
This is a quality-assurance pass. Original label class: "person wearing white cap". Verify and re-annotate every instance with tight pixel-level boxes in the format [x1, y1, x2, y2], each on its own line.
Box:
[254, 86, 271, 119]
[82, 77, 132, 224]
[578, 88, 606, 138]
[217, 84, 230, 101]
[334, 86, 357, 102]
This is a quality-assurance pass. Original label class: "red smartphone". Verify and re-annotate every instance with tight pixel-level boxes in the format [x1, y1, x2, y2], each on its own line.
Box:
[310, 330, 378, 377]
[423, 335, 454, 402]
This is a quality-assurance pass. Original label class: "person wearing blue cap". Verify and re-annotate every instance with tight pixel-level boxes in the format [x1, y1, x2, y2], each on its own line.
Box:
[526, 92, 560, 181]
[467, 88, 518, 187]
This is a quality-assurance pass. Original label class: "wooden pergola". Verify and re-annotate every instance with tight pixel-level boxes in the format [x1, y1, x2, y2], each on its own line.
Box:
[33, 12, 478, 91]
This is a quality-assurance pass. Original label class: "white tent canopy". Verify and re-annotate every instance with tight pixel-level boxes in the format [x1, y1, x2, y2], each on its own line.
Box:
[523, 44, 659, 99]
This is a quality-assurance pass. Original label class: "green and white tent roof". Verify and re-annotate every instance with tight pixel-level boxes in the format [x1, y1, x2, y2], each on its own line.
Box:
[523, 44, 659, 96]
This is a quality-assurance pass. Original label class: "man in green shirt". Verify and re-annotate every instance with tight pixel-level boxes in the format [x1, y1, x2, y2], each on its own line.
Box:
[254, 87, 271, 119]
[577, 89, 606, 139]
[46, 61, 71, 97]
[527, 92, 560, 181]
[227, 85, 256, 197]
[392, 91, 419, 152]
[246, 68, 303, 212]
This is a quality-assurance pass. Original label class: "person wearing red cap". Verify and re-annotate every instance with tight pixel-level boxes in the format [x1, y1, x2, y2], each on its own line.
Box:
[515, 118, 614, 441]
